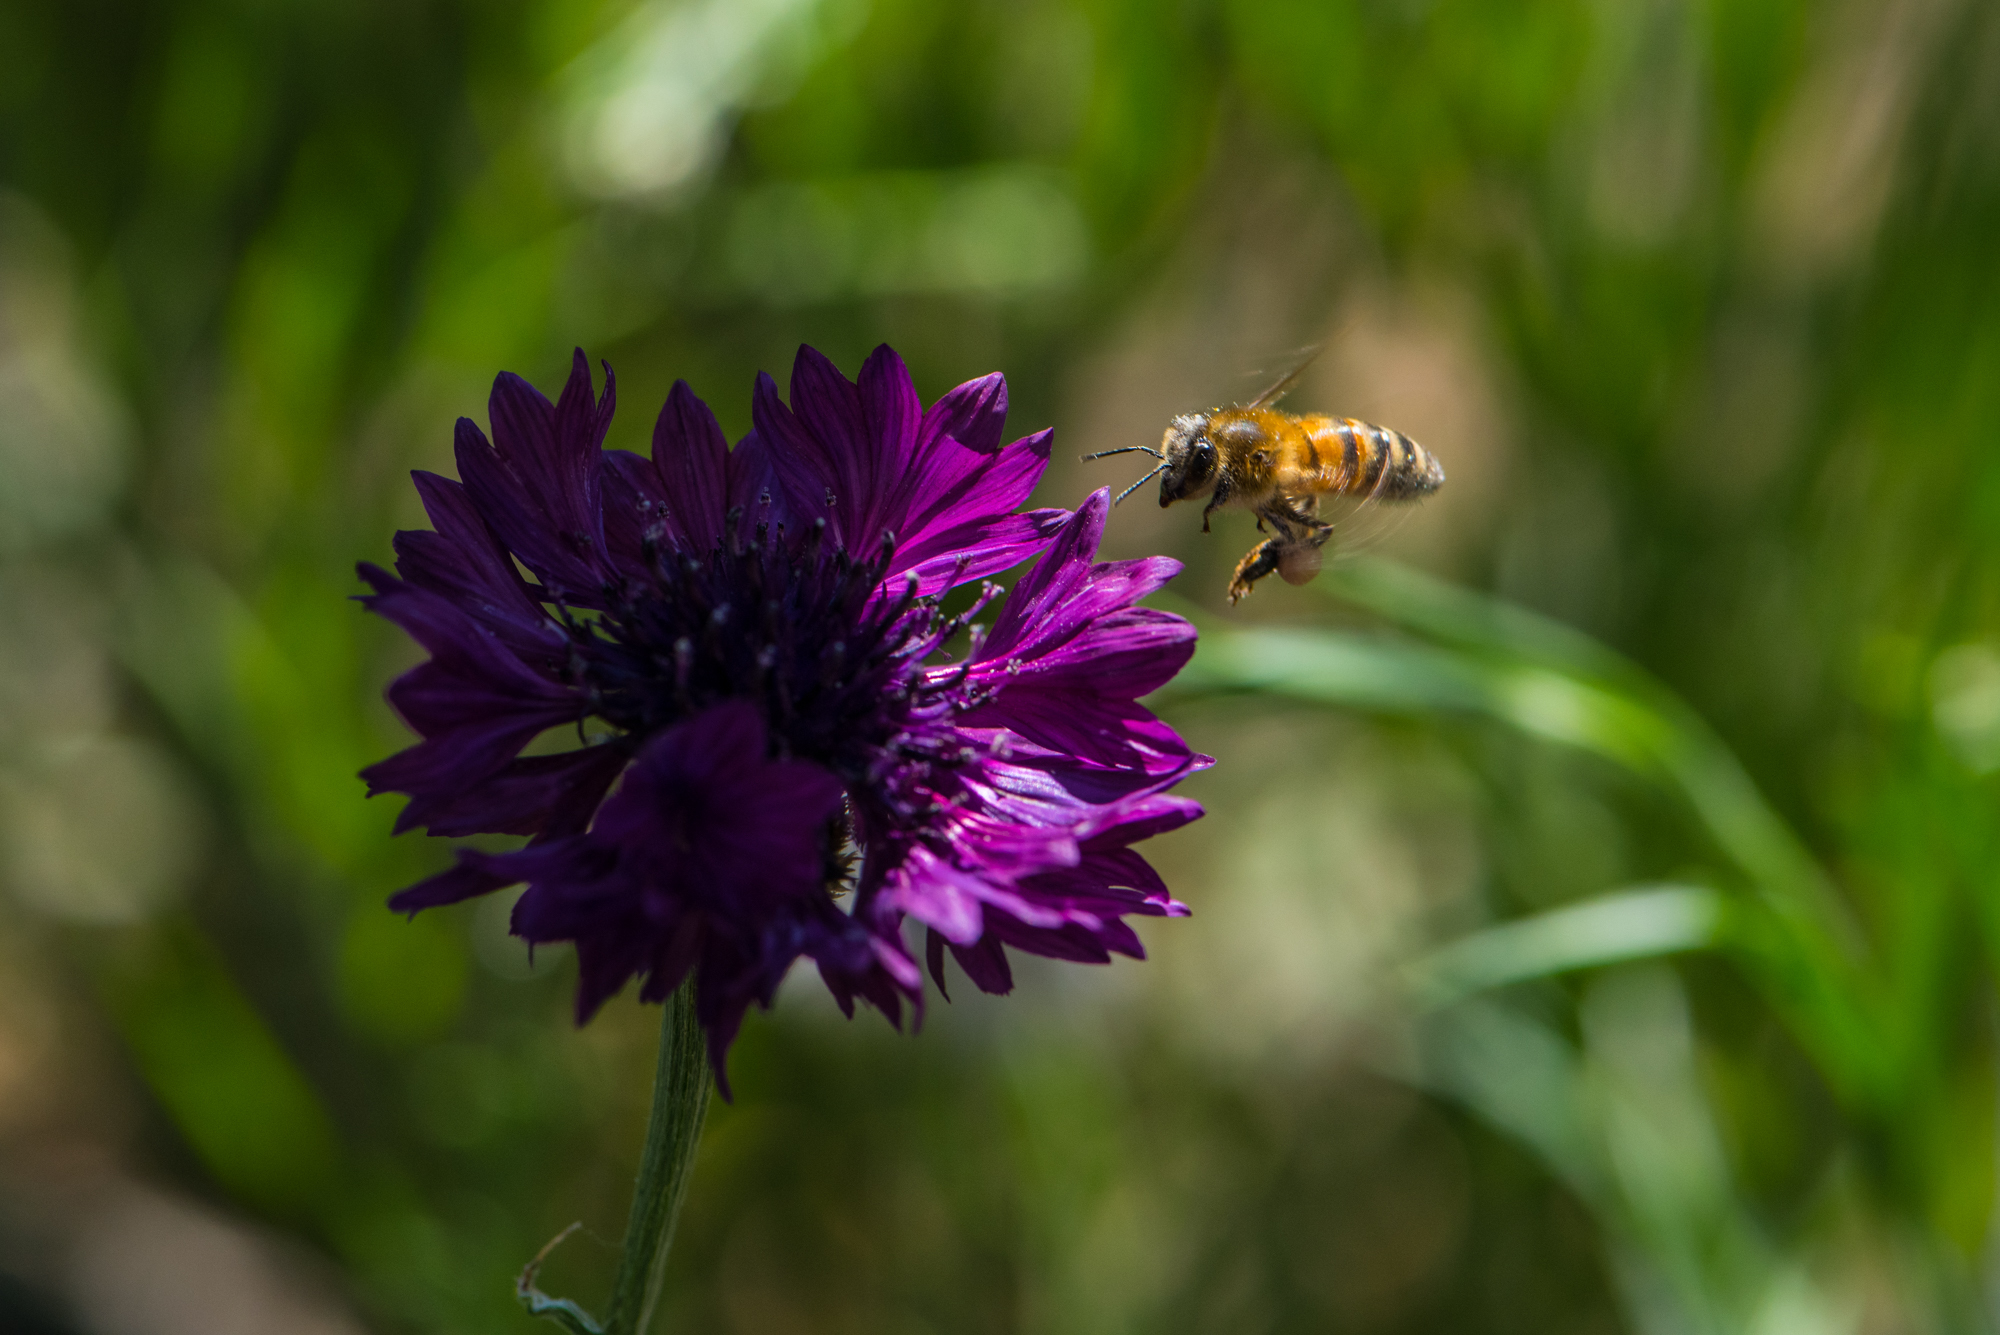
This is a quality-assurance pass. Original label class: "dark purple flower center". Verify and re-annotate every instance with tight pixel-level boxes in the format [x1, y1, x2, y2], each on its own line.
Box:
[560, 516, 994, 871]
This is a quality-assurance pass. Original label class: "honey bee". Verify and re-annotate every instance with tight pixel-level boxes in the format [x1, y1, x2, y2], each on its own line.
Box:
[1085, 352, 1444, 603]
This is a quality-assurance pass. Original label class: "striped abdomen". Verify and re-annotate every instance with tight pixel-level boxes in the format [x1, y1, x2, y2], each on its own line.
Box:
[1297, 416, 1444, 501]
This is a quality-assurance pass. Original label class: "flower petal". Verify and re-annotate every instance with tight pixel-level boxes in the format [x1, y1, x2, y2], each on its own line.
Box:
[752, 371, 840, 542]
[887, 507, 1070, 601]
[458, 351, 615, 598]
[919, 370, 1008, 455]
[651, 379, 729, 552]
[441, 702, 875, 1088]
[395, 744, 629, 838]
[986, 607, 1196, 699]
[724, 427, 784, 539]
[356, 563, 584, 814]
[852, 344, 922, 542]
[599, 448, 670, 581]
[945, 931, 1013, 995]
[965, 697, 1196, 779]
[394, 471, 566, 670]
[788, 345, 874, 543]
[899, 428, 1054, 547]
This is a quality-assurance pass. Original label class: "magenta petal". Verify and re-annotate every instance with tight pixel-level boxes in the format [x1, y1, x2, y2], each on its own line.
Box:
[588, 703, 842, 893]
[885, 845, 989, 944]
[403, 471, 548, 629]
[395, 744, 629, 837]
[1000, 607, 1197, 697]
[1080, 792, 1209, 849]
[493, 351, 610, 538]
[904, 428, 1054, 540]
[925, 928, 952, 997]
[468, 352, 615, 597]
[386, 857, 515, 914]
[967, 694, 1195, 777]
[815, 929, 918, 1029]
[947, 932, 1014, 995]
[880, 430, 1058, 591]
[987, 917, 1114, 964]
[1017, 850, 1186, 919]
[355, 563, 585, 818]
[853, 345, 923, 540]
[978, 489, 1110, 657]
[572, 931, 653, 1023]
[886, 508, 1071, 602]
[753, 371, 840, 539]
[788, 345, 874, 542]
[599, 448, 671, 579]
[392, 497, 564, 674]
[652, 380, 729, 552]
[919, 370, 1008, 455]
[724, 427, 783, 537]
[357, 567, 575, 717]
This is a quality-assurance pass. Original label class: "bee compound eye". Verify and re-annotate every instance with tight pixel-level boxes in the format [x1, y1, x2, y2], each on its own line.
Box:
[1194, 437, 1218, 481]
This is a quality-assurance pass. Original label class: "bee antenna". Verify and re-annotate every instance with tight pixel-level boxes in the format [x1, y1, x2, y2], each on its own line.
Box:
[1114, 463, 1168, 506]
[1080, 446, 1164, 462]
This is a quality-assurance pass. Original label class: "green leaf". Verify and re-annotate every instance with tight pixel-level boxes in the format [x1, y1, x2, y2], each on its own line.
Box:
[1408, 884, 1725, 1008]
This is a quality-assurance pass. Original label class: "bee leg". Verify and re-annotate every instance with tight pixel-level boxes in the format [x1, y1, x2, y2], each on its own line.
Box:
[1266, 495, 1320, 533]
[1200, 474, 1233, 533]
[1227, 538, 1285, 605]
[1259, 504, 1310, 549]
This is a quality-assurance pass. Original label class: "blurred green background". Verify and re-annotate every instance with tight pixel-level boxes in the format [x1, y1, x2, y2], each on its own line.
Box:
[3, 0, 1998, 1330]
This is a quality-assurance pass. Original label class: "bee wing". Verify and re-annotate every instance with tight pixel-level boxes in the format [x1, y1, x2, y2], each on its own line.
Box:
[1247, 344, 1324, 410]
[1307, 489, 1419, 561]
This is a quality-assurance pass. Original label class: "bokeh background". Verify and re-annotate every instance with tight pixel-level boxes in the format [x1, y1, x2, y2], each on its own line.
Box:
[3, 0, 1999, 1330]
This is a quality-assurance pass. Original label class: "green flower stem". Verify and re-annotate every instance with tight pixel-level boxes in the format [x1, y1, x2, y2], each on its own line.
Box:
[516, 975, 712, 1327]
[516, 983, 710, 1335]
[602, 980, 712, 1335]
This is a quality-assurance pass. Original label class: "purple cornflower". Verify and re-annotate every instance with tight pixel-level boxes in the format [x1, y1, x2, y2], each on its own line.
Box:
[360, 345, 1206, 1087]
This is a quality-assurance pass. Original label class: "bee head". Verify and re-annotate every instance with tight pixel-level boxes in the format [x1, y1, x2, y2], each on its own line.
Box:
[1157, 414, 1219, 506]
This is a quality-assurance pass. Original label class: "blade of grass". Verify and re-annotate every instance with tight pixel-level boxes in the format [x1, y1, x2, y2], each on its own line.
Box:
[1407, 884, 1726, 1009]
[1155, 579, 1890, 1107]
[1322, 560, 1849, 947]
